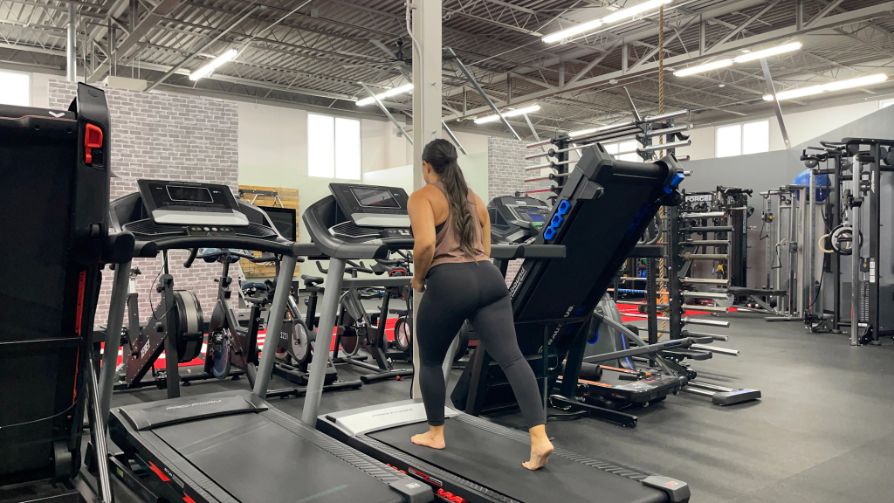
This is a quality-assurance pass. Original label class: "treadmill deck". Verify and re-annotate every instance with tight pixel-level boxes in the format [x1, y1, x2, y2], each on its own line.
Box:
[110, 391, 416, 503]
[367, 416, 669, 503]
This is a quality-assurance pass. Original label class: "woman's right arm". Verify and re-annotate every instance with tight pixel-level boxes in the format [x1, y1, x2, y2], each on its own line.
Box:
[408, 190, 436, 291]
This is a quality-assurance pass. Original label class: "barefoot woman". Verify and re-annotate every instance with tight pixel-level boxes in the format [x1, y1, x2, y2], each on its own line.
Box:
[407, 139, 554, 471]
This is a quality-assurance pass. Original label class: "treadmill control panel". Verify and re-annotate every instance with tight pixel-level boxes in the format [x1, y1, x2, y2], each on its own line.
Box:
[137, 179, 249, 226]
[330, 183, 410, 228]
[489, 196, 551, 244]
[322, 184, 414, 248]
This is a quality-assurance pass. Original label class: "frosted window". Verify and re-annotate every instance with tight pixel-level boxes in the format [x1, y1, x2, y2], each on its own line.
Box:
[0, 70, 29, 106]
[334, 118, 361, 180]
[617, 140, 641, 162]
[742, 120, 769, 155]
[308, 114, 334, 178]
[716, 124, 742, 158]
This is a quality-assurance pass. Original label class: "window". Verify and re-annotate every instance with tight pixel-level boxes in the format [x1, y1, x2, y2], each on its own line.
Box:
[0, 70, 30, 106]
[715, 119, 769, 157]
[602, 139, 641, 162]
[742, 120, 769, 155]
[307, 113, 361, 179]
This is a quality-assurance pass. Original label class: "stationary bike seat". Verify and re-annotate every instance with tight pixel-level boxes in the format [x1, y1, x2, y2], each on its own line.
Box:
[241, 281, 269, 293]
[301, 274, 324, 287]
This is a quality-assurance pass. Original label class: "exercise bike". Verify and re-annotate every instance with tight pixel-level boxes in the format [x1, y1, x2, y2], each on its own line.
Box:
[323, 257, 414, 384]
[198, 248, 361, 396]
[115, 252, 231, 398]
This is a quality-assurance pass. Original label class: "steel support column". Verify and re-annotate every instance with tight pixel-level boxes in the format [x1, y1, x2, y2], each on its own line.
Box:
[412, 0, 443, 189]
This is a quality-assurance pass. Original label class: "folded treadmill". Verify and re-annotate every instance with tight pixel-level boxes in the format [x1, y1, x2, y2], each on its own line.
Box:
[100, 180, 431, 503]
[453, 147, 685, 420]
[301, 180, 690, 503]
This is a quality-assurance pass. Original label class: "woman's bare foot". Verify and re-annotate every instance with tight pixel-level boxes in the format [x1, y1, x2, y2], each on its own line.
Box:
[522, 425, 554, 471]
[411, 425, 446, 450]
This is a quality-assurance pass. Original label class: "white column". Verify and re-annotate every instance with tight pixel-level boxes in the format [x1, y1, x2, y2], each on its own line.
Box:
[411, 0, 442, 189]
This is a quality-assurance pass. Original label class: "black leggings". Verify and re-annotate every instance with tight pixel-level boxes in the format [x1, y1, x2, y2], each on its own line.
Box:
[416, 261, 545, 429]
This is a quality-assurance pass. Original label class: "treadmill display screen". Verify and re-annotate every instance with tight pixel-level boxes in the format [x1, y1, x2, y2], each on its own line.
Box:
[167, 185, 214, 204]
[351, 187, 400, 208]
[514, 206, 547, 223]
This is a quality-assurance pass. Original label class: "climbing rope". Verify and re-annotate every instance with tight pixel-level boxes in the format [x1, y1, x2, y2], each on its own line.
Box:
[656, 5, 669, 332]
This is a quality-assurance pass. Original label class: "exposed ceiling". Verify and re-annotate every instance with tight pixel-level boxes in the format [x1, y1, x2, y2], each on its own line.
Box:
[2, 0, 894, 139]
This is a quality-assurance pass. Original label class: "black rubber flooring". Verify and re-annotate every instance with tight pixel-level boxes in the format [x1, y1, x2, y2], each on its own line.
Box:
[110, 313, 894, 502]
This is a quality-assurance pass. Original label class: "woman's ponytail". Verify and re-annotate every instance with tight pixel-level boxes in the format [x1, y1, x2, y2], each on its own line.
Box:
[422, 139, 477, 257]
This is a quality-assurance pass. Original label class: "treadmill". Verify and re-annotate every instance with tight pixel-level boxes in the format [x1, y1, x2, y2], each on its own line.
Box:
[301, 182, 690, 502]
[99, 180, 431, 503]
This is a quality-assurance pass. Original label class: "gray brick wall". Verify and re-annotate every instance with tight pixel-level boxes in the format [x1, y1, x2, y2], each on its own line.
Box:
[487, 136, 540, 283]
[48, 80, 239, 326]
[487, 136, 532, 201]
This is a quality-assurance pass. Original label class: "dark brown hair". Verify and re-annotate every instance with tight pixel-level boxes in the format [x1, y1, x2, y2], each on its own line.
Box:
[423, 139, 477, 257]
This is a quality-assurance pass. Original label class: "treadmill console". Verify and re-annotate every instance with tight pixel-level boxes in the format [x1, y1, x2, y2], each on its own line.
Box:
[489, 196, 551, 244]
[111, 179, 292, 256]
[327, 184, 413, 246]
[330, 183, 410, 228]
[137, 179, 249, 226]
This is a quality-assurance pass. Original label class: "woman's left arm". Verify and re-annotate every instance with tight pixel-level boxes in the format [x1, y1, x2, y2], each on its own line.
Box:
[408, 191, 436, 291]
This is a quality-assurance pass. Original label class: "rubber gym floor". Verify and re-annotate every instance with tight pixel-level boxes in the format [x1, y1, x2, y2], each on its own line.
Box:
[110, 313, 894, 502]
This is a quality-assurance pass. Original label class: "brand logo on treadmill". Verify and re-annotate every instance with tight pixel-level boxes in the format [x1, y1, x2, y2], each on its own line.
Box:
[48, 111, 65, 118]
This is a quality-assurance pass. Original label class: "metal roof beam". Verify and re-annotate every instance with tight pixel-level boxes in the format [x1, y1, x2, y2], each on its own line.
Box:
[87, 0, 180, 82]
[443, 1, 894, 122]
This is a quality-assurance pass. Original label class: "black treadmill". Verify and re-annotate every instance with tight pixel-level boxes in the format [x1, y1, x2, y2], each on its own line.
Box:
[99, 180, 431, 503]
[301, 182, 690, 502]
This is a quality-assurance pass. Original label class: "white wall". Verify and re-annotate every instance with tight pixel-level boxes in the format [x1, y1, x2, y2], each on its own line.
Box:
[679, 99, 887, 161]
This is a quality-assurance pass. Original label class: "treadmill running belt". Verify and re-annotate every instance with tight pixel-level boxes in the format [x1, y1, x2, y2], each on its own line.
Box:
[155, 412, 401, 503]
[369, 418, 667, 503]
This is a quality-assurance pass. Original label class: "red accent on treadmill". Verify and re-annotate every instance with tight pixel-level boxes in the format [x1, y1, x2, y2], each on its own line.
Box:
[148, 461, 171, 482]
[84, 123, 103, 165]
[436, 488, 466, 503]
[182, 494, 197, 503]
[74, 271, 87, 336]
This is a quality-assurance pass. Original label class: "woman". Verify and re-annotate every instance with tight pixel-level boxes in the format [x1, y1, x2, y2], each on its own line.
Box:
[407, 139, 554, 471]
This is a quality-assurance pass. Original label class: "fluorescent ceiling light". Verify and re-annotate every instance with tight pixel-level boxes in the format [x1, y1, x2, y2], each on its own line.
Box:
[189, 48, 238, 81]
[733, 41, 802, 63]
[356, 83, 414, 107]
[763, 73, 888, 102]
[474, 104, 541, 124]
[603, 0, 673, 24]
[542, 19, 603, 44]
[823, 73, 888, 91]
[673, 59, 733, 77]
[542, 0, 671, 44]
